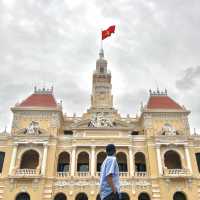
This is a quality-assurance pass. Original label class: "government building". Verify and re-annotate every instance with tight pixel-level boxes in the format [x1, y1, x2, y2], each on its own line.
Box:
[0, 49, 200, 200]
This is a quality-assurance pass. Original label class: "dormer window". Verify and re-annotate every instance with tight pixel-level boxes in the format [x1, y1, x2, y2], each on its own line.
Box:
[64, 130, 73, 135]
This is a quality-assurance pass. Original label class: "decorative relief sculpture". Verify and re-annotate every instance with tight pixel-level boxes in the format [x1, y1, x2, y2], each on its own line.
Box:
[54, 180, 95, 187]
[135, 180, 151, 187]
[143, 114, 152, 128]
[24, 121, 41, 135]
[162, 123, 177, 136]
[50, 113, 59, 128]
[54, 180, 149, 188]
[88, 112, 114, 128]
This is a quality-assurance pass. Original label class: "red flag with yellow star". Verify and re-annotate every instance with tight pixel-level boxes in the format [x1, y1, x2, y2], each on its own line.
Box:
[102, 25, 115, 40]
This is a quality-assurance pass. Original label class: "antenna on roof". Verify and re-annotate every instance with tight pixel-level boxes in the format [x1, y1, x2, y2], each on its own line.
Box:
[194, 128, 197, 135]
[165, 88, 168, 95]
[149, 89, 152, 96]
[34, 86, 37, 93]
[51, 86, 54, 93]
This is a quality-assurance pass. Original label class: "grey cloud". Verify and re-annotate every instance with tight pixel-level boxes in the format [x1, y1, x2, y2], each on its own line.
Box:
[0, 0, 200, 132]
[176, 66, 200, 90]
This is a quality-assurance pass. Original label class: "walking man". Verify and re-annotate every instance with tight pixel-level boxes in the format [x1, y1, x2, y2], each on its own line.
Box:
[99, 144, 120, 200]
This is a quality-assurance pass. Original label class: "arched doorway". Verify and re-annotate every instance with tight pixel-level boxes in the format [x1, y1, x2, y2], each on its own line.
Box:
[20, 150, 39, 169]
[138, 192, 150, 200]
[96, 194, 101, 200]
[135, 152, 146, 172]
[54, 193, 67, 200]
[57, 152, 70, 172]
[75, 193, 88, 200]
[164, 150, 182, 169]
[116, 152, 127, 172]
[97, 152, 106, 171]
[173, 192, 187, 200]
[77, 152, 89, 172]
[16, 192, 30, 200]
[121, 192, 130, 200]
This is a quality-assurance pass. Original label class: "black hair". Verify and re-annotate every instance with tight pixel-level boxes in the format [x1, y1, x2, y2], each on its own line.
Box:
[106, 144, 116, 156]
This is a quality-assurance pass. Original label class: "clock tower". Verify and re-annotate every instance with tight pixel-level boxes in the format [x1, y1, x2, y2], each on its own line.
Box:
[91, 48, 113, 109]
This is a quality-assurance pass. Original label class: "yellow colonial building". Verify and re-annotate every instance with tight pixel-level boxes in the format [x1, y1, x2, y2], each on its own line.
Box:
[0, 49, 200, 200]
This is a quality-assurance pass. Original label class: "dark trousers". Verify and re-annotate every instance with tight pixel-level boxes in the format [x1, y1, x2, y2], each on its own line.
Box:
[103, 192, 120, 200]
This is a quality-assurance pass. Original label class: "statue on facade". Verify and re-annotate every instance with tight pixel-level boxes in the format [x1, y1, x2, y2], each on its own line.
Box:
[24, 121, 41, 135]
[162, 123, 177, 136]
[88, 112, 114, 128]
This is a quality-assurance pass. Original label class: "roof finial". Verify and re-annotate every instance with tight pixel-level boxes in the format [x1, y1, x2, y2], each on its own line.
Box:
[165, 88, 167, 95]
[99, 48, 104, 59]
[99, 33, 104, 59]
[194, 128, 197, 135]
[4, 125, 7, 133]
[149, 89, 152, 96]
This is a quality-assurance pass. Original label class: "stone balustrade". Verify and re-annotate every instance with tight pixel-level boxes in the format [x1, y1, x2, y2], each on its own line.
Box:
[56, 171, 71, 178]
[75, 172, 90, 177]
[119, 172, 129, 177]
[134, 171, 148, 177]
[15, 168, 40, 176]
[96, 172, 101, 176]
[164, 168, 191, 177]
[56, 171, 146, 178]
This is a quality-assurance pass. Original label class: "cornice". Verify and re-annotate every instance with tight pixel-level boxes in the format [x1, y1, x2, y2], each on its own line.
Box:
[11, 106, 62, 112]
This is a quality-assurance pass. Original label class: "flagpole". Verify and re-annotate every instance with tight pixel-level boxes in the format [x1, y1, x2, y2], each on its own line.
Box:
[100, 28, 103, 50]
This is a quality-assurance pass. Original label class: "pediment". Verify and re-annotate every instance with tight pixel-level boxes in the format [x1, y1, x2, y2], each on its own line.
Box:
[72, 118, 131, 129]
[15, 127, 47, 135]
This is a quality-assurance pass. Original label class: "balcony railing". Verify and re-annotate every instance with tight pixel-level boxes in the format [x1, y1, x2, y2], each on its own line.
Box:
[75, 172, 90, 177]
[164, 168, 191, 177]
[56, 171, 71, 178]
[96, 172, 101, 176]
[134, 171, 147, 177]
[119, 172, 129, 177]
[95, 172, 129, 177]
[15, 168, 40, 176]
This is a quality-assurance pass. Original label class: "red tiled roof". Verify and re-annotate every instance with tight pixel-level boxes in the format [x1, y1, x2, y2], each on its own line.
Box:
[147, 95, 183, 110]
[19, 93, 57, 107]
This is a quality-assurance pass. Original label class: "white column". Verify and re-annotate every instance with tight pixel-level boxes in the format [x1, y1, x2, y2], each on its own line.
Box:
[91, 146, 96, 176]
[184, 145, 192, 172]
[156, 145, 163, 175]
[9, 144, 18, 175]
[129, 146, 134, 176]
[71, 146, 76, 176]
[41, 143, 48, 175]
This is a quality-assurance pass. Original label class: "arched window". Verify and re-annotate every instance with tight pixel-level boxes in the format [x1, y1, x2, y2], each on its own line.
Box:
[20, 150, 39, 169]
[16, 192, 30, 200]
[121, 192, 130, 200]
[96, 194, 101, 200]
[135, 152, 146, 172]
[138, 192, 150, 200]
[75, 193, 88, 200]
[173, 192, 187, 200]
[100, 67, 104, 73]
[77, 152, 89, 172]
[97, 152, 106, 172]
[116, 152, 127, 172]
[0, 151, 5, 173]
[57, 152, 70, 172]
[164, 150, 182, 169]
[195, 152, 200, 172]
[54, 193, 67, 200]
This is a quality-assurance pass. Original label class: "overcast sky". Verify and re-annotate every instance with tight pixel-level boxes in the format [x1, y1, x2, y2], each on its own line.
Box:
[0, 0, 200, 133]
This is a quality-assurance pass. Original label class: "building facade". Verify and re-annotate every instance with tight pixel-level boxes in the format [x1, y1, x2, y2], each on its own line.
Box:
[0, 49, 200, 200]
